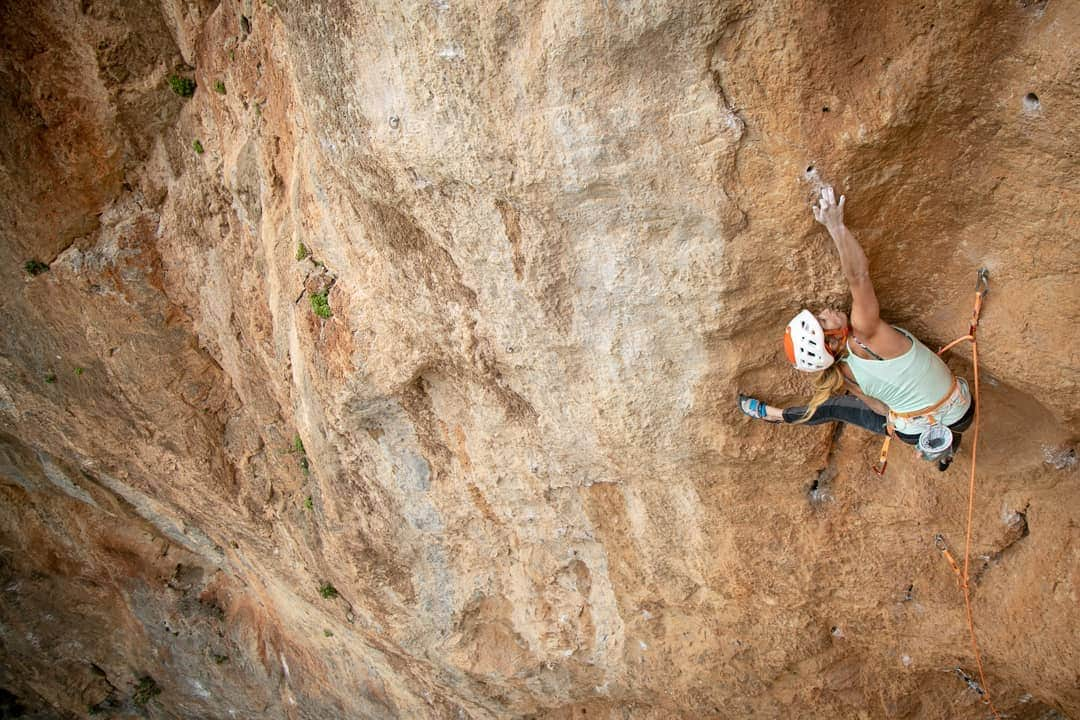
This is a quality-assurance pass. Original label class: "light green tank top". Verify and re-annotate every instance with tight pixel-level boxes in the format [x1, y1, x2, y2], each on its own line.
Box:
[843, 328, 954, 414]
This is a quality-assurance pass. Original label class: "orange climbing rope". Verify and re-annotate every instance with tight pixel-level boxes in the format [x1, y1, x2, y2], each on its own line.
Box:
[933, 269, 1001, 720]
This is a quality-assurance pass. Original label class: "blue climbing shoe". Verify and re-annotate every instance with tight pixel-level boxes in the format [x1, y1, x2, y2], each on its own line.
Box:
[738, 394, 780, 423]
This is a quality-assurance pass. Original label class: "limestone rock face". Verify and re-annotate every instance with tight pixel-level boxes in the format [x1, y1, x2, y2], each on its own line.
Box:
[1, 1, 1077, 718]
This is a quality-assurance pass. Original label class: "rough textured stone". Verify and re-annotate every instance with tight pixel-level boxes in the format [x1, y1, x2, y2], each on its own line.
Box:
[0, 1, 1077, 718]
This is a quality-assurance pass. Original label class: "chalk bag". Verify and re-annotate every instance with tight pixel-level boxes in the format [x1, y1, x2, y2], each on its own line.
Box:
[917, 423, 953, 462]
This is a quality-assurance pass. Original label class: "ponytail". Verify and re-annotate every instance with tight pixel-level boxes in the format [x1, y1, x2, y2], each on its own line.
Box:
[792, 345, 848, 424]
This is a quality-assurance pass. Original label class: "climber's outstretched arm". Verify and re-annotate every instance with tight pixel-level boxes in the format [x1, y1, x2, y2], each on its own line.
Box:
[813, 187, 908, 355]
[827, 223, 883, 337]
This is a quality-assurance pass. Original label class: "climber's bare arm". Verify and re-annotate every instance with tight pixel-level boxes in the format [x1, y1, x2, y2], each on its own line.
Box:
[813, 187, 909, 357]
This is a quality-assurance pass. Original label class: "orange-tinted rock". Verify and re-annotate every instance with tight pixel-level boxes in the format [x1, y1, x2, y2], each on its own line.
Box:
[0, 1, 1076, 718]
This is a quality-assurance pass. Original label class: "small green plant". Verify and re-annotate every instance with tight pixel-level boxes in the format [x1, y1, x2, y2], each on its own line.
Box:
[323, 629, 333, 637]
[44, 373, 57, 384]
[318, 582, 338, 599]
[310, 291, 331, 319]
[296, 242, 309, 261]
[211, 653, 229, 665]
[213, 80, 226, 94]
[192, 139, 204, 154]
[288, 435, 311, 475]
[74, 367, 85, 376]
[24, 259, 49, 276]
[167, 75, 196, 97]
[132, 676, 160, 707]
[303, 495, 313, 511]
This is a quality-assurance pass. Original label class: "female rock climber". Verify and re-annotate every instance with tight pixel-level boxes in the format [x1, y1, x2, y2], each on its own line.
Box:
[738, 186, 974, 471]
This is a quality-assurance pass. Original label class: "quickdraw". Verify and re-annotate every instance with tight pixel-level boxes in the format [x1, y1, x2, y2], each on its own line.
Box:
[934, 533, 963, 590]
[872, 434, 891, 476]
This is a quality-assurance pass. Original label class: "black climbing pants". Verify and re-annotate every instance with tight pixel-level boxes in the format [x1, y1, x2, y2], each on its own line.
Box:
[783, 394, 975, 450]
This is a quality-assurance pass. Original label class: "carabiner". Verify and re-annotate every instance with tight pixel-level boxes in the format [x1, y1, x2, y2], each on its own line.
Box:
[934, 533, 948, 552]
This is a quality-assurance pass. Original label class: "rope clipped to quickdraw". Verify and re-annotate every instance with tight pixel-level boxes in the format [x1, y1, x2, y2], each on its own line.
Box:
[931, 269, 1000, 720]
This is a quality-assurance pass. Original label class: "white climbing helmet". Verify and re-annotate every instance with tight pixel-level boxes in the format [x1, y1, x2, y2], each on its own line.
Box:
[784, 309, 835, 372]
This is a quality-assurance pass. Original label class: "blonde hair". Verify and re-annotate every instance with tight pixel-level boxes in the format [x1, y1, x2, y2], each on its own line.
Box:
[792, 345, 848, 424]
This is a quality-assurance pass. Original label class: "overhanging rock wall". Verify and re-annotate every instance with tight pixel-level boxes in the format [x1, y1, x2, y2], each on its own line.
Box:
[0, 1, 1077, 718]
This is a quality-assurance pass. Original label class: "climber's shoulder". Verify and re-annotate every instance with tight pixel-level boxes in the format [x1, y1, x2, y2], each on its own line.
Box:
[855, 322, 912, 359]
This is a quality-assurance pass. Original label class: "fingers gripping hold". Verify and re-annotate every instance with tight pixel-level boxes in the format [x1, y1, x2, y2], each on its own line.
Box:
[813, 184, 846, 228]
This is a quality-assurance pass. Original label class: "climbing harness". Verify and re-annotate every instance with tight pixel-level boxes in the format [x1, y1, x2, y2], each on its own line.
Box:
[872, 376, 963, 474]
[925, 269, 1000, 720]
